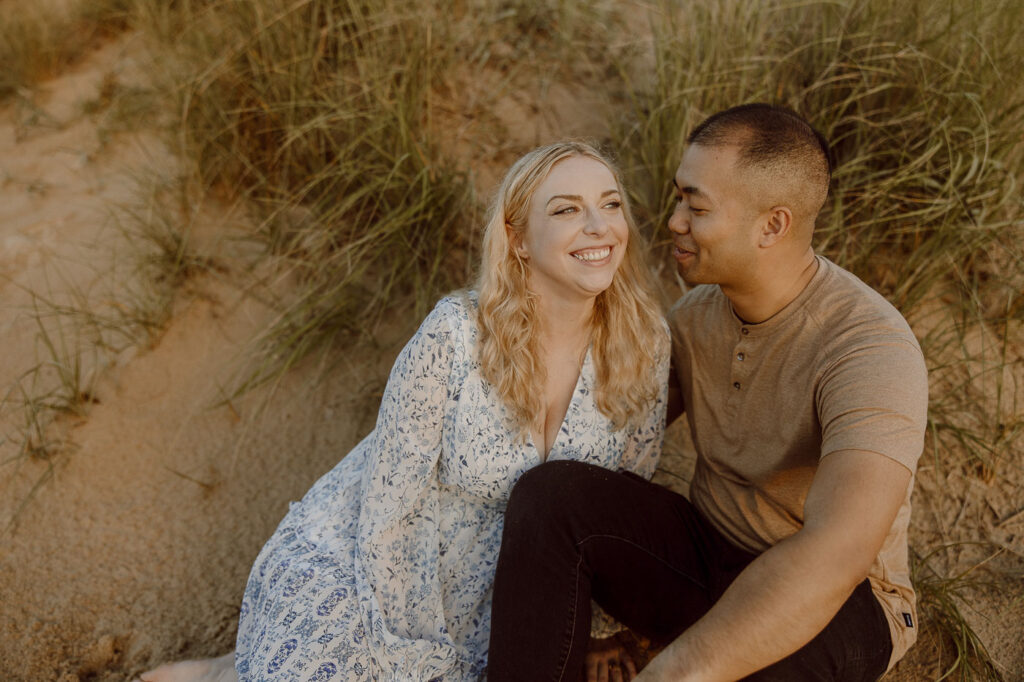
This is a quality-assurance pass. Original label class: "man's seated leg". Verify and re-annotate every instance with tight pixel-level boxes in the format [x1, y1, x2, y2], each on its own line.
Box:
[487, 460, 752, 681]
[741, 579, 891, 682]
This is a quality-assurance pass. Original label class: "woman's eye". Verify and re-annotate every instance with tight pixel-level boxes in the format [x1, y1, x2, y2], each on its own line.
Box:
[603, 200, 622, 210]
[553, 206, 577, 215]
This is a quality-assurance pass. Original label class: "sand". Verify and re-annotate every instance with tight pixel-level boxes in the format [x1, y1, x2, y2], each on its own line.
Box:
[1, 32, 1021, 682]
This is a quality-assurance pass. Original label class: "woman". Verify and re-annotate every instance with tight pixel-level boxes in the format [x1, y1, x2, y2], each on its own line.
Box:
[141, 141, 669, 681]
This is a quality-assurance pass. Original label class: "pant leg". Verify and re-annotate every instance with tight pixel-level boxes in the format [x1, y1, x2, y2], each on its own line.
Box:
[487, 460, 742, 682]
[744, 579, 892, 682]
[487, 460, 894, 682]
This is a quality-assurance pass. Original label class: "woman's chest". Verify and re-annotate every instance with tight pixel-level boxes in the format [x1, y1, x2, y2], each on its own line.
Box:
[437, 366, 626, 502]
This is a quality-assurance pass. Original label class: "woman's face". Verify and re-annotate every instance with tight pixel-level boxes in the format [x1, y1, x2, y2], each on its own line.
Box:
[516, 155, 629, 305]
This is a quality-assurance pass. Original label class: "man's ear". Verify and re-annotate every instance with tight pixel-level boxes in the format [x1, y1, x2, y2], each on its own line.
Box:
[759, 206, 793, 248]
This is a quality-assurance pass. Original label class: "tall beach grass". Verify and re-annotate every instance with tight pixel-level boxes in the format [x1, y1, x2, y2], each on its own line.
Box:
[0, 0, 135, 99]
[135, 0, 486, 392]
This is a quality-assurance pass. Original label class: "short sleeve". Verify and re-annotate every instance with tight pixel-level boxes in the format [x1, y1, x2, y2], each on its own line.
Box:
[817, 335, 929, 472]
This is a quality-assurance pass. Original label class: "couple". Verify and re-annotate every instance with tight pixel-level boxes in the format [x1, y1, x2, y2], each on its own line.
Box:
[143, 104, 927, 682]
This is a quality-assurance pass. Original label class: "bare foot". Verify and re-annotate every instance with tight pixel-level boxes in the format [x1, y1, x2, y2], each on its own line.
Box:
[137, 653, 237, 682]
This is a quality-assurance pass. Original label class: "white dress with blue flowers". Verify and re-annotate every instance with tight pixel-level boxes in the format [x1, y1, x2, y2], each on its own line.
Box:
[235, 292, 669, 681]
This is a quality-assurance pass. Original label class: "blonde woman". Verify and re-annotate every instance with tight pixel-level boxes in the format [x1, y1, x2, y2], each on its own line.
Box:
[141, 141, 669, 682]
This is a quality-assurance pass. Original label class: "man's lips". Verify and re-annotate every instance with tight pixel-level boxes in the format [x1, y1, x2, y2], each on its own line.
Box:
[673, 244, 696, 262]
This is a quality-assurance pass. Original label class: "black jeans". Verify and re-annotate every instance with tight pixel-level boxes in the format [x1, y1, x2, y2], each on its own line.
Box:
[487, 461, 892, 681]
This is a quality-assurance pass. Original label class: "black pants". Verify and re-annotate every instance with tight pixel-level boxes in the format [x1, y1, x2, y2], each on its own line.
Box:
[487, 461, 892, 681]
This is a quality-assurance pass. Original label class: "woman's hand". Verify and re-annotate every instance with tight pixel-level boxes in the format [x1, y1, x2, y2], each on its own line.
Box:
[584, 636, 638, 682]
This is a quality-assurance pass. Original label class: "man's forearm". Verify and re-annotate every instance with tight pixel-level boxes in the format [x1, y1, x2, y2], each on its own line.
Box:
[638, 528, 865, 681]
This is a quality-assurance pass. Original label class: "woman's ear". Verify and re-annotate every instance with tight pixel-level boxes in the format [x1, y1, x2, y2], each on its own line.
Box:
[507, 223, 528, 259]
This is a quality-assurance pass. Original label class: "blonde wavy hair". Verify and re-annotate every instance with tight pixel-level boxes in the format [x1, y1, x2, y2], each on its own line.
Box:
[475, 141, 665, 437]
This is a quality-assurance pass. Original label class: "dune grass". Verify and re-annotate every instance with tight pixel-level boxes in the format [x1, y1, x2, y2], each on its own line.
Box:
[0, 170, 214, 535]
[912, 546, 1004, 681]
[0, 0, 136, 99]
[132, 0, 484, 391]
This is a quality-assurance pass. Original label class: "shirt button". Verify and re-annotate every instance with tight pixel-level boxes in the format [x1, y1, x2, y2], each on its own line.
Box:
[733, 382, 741, 390]
[736, 352, 745, 361]
[741, 327, 750, 335]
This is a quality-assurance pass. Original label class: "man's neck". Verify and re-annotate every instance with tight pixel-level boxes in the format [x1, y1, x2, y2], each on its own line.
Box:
[723, 248, 819, 324]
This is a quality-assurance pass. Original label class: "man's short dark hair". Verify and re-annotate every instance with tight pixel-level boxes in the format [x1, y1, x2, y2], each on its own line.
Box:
[688, 103, 832, 182]
[688, 103, 832, 217]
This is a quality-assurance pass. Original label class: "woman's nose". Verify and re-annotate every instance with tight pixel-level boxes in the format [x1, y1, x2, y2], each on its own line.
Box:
[583, 208, 609, 235]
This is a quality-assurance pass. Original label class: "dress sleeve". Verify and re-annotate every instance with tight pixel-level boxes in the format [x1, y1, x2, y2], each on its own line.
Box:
[618, 322, 671, 480]
[353, 297, 473, 680]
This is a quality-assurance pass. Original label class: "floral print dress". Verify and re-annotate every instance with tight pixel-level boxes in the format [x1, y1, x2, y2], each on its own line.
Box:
[235, 292, 669, 681]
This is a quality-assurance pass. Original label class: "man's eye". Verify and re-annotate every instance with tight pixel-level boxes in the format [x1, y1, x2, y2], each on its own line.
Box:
[691, 207, 707, 215]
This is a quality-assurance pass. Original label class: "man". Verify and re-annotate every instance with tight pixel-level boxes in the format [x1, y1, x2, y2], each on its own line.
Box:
[486, 104, 928, 681]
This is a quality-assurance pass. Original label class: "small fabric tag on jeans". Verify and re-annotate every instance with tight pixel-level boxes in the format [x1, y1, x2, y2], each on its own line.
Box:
[902, 612, 914, 627]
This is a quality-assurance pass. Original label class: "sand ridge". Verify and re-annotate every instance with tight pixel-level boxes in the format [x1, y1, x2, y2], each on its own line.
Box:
[1, 27, 1021, 682]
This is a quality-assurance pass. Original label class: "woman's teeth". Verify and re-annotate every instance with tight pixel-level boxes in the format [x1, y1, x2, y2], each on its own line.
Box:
[572, 247, 611, 262]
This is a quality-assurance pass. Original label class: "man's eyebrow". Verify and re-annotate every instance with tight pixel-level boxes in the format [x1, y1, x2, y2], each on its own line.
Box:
[672, 179, 711, 202]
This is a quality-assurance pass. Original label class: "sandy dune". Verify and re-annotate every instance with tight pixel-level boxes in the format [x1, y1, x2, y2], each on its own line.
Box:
[1, 32, 1021, 682]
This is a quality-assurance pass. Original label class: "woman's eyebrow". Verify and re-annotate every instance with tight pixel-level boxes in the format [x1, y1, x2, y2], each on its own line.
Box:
[545, 189, 619, 206]
[546, 194, 582, 205]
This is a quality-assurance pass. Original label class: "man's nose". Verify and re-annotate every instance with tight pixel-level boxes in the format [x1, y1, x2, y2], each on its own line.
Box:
[668, 204, 689, 234]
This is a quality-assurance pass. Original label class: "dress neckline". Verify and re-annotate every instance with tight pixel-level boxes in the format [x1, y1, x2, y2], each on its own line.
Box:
[528, 345, 592, 462]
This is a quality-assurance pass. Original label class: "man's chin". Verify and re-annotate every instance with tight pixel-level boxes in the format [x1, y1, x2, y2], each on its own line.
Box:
[676, 266, 702, 286]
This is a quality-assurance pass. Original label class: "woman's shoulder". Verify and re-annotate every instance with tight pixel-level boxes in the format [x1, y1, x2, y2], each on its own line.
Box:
[414, 290, 479, 357]
[430, 289, 478, 325]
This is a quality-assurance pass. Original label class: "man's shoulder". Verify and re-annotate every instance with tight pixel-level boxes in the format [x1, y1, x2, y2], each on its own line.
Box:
[813, 258, 918, 344]
[668, 283, 724, 318]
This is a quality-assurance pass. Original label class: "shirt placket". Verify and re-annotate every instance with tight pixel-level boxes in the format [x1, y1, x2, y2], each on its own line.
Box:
[730, 325, 753, 396]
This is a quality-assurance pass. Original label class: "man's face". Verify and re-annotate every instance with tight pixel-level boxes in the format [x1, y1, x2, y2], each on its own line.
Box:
[668, 144, 763, 287]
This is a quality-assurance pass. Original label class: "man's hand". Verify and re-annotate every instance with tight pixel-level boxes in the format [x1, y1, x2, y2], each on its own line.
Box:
[584, 636, 639, 682]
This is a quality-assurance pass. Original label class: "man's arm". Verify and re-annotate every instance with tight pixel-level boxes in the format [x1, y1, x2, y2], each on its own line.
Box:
[636, 449, 911, 682]
[665, 357, 684, 427]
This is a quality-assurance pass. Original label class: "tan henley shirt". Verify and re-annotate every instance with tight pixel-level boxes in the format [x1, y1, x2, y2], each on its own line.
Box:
[668, 255, 929, 669]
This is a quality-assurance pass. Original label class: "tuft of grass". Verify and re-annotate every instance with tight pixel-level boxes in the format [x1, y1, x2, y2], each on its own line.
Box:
[1, 292, 105, 534]
[0, 0, 136, 99]
[614, 0, 1024, 301]
[110, 173, 223, 340]
[0, 172, 214, 534]
[138, 0, 485, 392]
[911, 546, 1005, 681]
